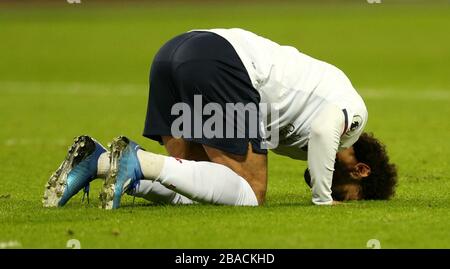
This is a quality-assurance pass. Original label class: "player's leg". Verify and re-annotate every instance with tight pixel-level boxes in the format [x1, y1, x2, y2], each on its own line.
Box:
[159, 136, 261, 204]
[118, 135, 259, 206]
[100, 135, 259, 209]
[131, 137, 267, 205]
[202, 144, 268, 205]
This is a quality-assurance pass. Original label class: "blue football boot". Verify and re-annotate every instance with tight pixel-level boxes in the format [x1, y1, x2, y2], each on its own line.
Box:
[43, 135, 107, 207]
[99, 136, 143, 210]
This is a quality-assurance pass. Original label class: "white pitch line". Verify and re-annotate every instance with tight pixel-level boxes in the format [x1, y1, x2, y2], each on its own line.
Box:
[360, 89, 450, 100]
[0, 81, 449, 100]
[0, 81, 147, 96]
[4, 138, 70, 147]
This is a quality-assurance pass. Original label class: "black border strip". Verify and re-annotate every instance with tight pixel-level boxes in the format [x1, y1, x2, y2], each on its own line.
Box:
[0, 249, 448, 267]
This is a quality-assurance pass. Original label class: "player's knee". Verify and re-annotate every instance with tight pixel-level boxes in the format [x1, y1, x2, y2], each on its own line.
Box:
[253, 186, 267, 205]
[238, 179, 263, 206]
[245, 179, 266, 206]
[162, 136, 189, 158]
[236, 170, 267, 205]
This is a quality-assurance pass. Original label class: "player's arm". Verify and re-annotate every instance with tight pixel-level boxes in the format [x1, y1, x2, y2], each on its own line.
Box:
[307, 104, 346, 205]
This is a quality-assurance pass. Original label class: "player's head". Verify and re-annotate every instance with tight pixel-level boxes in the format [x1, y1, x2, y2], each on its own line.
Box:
[304, 132, 398, 201]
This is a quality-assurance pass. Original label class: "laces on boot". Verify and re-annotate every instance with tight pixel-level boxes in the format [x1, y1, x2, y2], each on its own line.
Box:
[81, 184, 90, 204]
[130, 180, 141, 211]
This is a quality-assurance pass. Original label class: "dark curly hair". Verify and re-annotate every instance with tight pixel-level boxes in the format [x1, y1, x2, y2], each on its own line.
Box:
[352, 132, 398, 200]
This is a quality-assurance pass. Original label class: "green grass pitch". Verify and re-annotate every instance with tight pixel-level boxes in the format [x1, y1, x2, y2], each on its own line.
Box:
[0, 1, 449, 248]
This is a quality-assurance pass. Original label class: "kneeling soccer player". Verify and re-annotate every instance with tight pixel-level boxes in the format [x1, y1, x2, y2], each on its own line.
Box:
[42, 28, 397, 209]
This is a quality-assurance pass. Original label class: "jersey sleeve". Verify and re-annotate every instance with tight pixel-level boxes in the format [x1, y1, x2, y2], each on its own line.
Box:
[339, 107, 367, 150]
[307, 104, 346, 205]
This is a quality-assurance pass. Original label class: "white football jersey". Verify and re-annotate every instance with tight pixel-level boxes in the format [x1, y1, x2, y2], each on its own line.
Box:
[194, 28, 368, 205]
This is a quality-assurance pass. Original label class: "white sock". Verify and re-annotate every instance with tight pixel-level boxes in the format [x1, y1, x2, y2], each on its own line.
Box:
[136, 150, 258, 206]
[137, 150, 165, 179]
[130, 180, 194, 205]
[96, 152, 110, 178]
